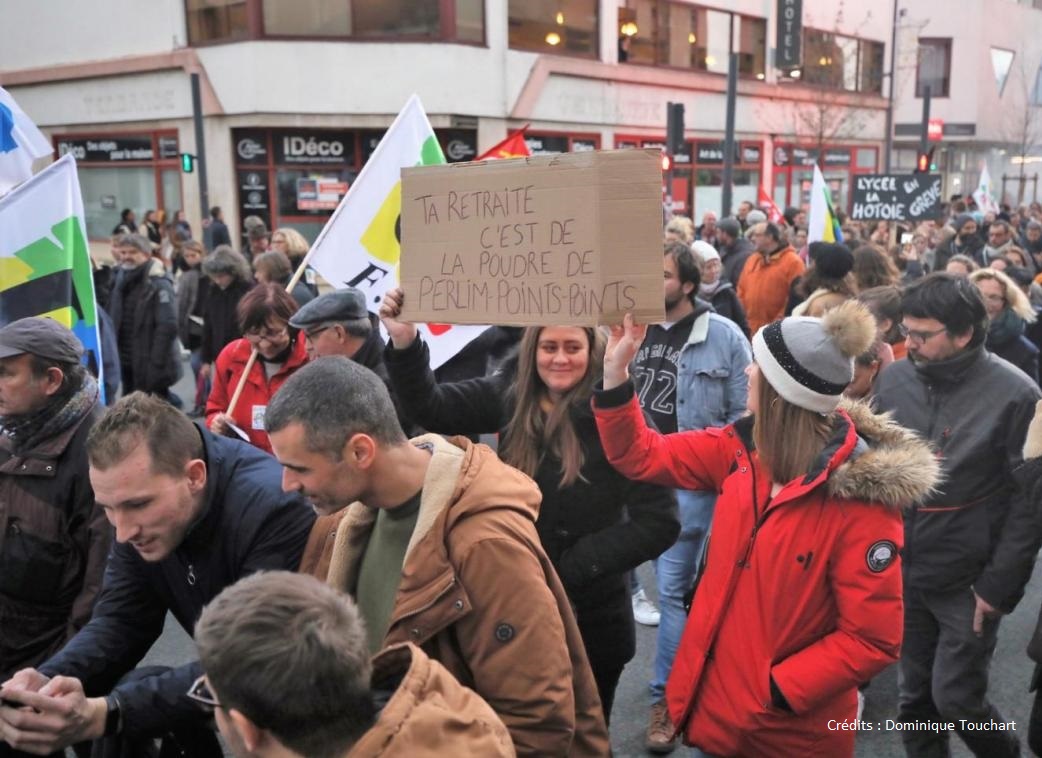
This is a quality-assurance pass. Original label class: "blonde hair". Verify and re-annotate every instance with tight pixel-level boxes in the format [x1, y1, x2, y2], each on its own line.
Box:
[498, 326, 605, 488]
[272, 227, 310, 258]
[665, 216, 696, 244]
[753, 374, 833, 485]
[969, 267, 1036, 322]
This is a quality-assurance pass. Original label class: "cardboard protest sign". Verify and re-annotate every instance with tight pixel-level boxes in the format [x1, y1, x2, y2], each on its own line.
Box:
[850, 174, 942, 222]
[399, 149, 666, 326]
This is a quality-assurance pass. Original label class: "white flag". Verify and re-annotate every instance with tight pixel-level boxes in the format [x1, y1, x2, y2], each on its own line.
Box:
[0, 154, 105, 393]
[0, 86, 53, 197]
[973, 163, 1000, 214]
[302, 94, 487, 369]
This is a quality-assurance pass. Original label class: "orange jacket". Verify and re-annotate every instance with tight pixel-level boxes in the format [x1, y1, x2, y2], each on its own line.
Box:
[737, 245, 805, 334]
[206, 335, 308, 454]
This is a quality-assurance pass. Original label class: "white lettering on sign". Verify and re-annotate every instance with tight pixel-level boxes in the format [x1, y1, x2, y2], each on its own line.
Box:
[283, 137, 345, 159]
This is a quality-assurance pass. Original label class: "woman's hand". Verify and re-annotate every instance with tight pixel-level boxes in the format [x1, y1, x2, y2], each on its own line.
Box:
[209, 412, 234, 437]
[378, 288, 419, 349]
[603, 313, 646, 390]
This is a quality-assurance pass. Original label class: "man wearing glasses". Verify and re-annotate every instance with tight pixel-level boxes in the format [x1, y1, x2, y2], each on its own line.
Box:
[189, 571, 514, 757]
[874, 273, 1041, 758]
[289, 287, 414, 433]
[0, 392, 315, 757]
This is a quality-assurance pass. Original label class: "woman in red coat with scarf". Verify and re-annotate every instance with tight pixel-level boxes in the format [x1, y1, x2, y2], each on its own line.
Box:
[592, 301, 940, 756]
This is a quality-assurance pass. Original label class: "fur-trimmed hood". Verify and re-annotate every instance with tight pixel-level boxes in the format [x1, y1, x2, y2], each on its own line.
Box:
[827, 398, 942, 510]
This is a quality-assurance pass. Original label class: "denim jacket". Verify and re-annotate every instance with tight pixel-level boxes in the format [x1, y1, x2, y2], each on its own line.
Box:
[675, 312, 751, 520]
[676, 312, 751, 433]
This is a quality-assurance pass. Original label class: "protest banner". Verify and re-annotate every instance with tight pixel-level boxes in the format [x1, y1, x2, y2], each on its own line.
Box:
[399, 149, 666, 326]
[850, 173, 943, 222]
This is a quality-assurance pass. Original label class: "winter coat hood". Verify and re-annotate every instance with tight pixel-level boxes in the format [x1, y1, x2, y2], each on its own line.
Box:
[827, 398, 941, 510]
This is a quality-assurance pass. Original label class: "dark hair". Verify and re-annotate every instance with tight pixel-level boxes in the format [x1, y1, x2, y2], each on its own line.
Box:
[87, 392, 203, 477]
[27, 355, 86, 400]
[852, 245, 900, 290]
[236, 282, 299, 334]
[210, 206, 222, 220]
[195, 572, 375, 758]
[901, 273, 987, 347]
[664, 240, 700, 301]
[253, 251, 293, 284]
[120, 208, 133, 221]
[858, 285, 903, 344]
[265, 357, 407, 456]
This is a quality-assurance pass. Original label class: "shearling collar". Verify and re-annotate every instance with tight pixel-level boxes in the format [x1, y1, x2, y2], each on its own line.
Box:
[827, 398, 942, 510]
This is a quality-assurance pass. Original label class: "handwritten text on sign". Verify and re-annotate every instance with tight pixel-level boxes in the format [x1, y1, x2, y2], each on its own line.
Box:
[399, 150, 665, 326]
[850, 174, 943, 222]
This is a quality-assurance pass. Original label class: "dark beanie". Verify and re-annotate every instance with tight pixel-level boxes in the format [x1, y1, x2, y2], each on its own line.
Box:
[717, 217, 741, 238]
[815, 243, 855, 279]
[953, 213, 975, 234]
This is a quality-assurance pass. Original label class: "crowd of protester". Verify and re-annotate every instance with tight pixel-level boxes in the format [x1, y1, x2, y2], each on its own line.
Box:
[3, 194, 1042, 758]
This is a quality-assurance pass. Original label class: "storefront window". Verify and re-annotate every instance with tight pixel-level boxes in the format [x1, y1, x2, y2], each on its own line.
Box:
[186, 0, 249, 45]
[525, 132, 601, 155]
[509, 0, 598, 57]
[803, 30, 884, 94]
[55, 133, 181, 240]
[620, 2, 765, 79]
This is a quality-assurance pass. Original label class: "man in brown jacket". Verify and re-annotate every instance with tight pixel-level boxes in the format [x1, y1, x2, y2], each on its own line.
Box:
[194, 571, 515, 758]
[266, 357, 610, 757]
[0, 318, 108, 685]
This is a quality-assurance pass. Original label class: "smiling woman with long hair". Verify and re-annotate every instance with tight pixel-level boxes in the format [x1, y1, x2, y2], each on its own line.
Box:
[591, 303, 940, 757]
[378, 288, 678, 723]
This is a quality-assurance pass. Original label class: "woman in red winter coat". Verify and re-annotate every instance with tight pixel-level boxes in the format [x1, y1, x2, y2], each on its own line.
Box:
[206, 283, 308, 454]
[592, 301, 940, 757]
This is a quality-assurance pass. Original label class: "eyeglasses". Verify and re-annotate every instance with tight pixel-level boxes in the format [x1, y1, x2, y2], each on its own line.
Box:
[187, 675, 221, 710]
[304, 325, 333, 341]
[898, 324, 947, 343]
[244, 326, 289, 343]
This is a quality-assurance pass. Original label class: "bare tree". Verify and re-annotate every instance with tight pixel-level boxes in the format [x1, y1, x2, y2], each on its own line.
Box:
[1001, 51, 1041, 204]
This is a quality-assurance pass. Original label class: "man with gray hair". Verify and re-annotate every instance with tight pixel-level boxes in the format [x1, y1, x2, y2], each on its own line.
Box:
[289, 288, 412, 431]
[267, 357, 609, 757]
[107, 233, 179, 399]
[192, 570, 513, 757]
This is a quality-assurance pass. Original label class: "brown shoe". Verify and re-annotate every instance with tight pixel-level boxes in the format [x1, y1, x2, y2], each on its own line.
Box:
[645, 699, 677, 754]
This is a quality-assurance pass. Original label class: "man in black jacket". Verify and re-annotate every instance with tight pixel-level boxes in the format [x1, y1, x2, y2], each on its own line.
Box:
[715, 217, 754, 289]
[107, 234, 179, 398]
[874, 274, 1041, 758]
[0, 392, 315, 757]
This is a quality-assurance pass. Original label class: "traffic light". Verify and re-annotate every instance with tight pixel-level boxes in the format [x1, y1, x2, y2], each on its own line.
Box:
[180, 153, 195, 173]
[666, 102, 685, 157]
[915, 147, 936, 174]
[661, 152, 673, 172]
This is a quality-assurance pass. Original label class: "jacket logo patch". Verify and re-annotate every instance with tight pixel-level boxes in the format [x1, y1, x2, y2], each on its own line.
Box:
[494, 623, 515, 643]
[866, 540, 897, 573]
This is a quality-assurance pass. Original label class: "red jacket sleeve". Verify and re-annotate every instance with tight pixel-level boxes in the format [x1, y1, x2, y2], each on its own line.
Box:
[591, 382, 736, 493]
[205, 349, 231, 427]
[769, 505, 904, 714]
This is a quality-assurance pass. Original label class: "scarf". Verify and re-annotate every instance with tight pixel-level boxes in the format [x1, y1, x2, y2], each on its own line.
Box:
[912, 344, 982, 386]
[1, 372, 99, 454]
[700, 280, 724, 298]
[987, 307, 1026, 348]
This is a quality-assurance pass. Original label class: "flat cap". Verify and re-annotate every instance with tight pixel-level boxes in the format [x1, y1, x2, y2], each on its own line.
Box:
[0, 317, 84, 363]
[289, 288, 368, 329]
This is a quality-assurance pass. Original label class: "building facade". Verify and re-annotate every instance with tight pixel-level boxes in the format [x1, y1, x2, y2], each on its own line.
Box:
[1, 0, 894, 243]
[893, 0, 1042, 206]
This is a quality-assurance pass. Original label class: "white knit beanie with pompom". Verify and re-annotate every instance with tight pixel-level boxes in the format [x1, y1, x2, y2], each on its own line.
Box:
[751, 300, 876, 413]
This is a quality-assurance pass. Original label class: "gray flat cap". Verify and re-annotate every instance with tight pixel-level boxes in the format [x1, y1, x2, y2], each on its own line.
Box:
[0, 317, 84, 363]
[289, 288, 368, 329]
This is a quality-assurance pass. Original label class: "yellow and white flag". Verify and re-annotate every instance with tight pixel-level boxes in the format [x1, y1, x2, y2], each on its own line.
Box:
[303, 95, 487, 368]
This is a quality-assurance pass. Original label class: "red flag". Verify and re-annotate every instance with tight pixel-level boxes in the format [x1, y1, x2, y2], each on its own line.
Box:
[477, 126, 532, 160]
[758, 185, 784, 223]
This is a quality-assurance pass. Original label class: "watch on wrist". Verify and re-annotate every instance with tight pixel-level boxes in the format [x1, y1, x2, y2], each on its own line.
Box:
[104, 693, 122, 736]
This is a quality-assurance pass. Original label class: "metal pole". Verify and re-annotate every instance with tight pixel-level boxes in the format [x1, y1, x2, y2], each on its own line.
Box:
[721, 51, 738, 218]
[190, 73, 209, 223]
[919, 85, 931, 159]
[883, 0, 899, 172]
